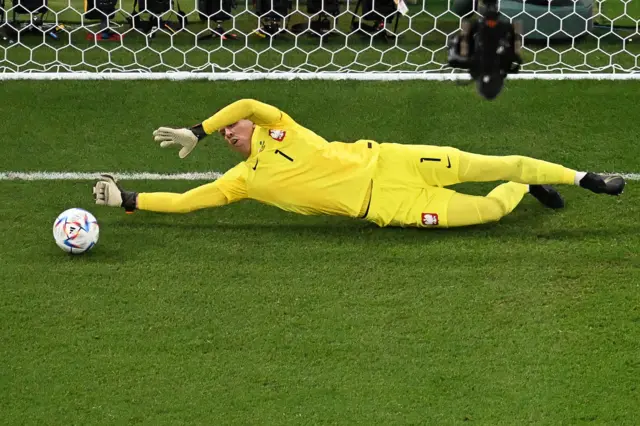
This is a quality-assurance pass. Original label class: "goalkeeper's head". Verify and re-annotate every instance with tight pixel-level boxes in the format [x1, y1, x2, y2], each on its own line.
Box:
[219, 119, 255, 158]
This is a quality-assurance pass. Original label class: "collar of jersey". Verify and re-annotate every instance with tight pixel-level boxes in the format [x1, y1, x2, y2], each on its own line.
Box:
[246, 127, 263, 162]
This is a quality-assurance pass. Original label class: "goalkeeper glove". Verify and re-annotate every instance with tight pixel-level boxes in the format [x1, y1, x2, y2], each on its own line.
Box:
[93, 174, 138, 213]
[152, 124, 206, 159]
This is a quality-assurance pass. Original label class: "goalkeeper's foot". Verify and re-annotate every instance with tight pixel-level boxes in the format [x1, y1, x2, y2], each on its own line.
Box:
[579, 172, 626, 196]
[529, 184, 565, 209]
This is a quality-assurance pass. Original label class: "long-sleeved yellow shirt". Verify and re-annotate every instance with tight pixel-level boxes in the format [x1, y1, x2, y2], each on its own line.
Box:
[137, 99, 380, 218]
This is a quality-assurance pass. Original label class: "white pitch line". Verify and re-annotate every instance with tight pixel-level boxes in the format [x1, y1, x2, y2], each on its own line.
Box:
[0, 171, 638, 181]
[584, 173, 640, 181]
[1, 72, 640, 81]
[610, 173, 640, 181]
[0, 172, 224, 181]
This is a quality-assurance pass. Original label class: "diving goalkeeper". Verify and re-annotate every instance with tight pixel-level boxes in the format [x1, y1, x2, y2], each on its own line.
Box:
[93, 99, 625, 228]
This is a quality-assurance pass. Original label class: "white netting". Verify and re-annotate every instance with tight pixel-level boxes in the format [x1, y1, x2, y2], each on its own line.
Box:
[0, 0, 638, 78]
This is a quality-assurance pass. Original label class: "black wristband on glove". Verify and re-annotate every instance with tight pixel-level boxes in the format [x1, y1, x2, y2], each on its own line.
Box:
[190, 123, 207, 140]
[121, 191, 138, 213]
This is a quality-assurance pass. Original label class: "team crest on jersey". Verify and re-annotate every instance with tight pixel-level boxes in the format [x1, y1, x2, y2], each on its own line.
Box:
[421, 213, 439, 226]
[269, 129, 286, 141]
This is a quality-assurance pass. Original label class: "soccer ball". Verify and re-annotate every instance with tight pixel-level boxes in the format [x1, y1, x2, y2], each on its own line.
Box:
[53, 208, 100, 254]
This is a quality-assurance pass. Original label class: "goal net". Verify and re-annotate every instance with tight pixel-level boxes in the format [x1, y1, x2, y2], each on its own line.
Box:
[0, 0, 638, 78]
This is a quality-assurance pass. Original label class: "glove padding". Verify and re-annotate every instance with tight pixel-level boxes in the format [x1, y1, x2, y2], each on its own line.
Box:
[153, 127, 198, 159]
[93, 174, 123, 207]
[93, 174, 137, 212]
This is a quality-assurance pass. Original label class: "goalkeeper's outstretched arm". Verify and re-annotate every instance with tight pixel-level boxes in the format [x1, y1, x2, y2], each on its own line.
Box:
[93, 165, 248, 213]
[152, 99, 292, 159]
[136, 182, 234, 213]
[199, 98, 292, 135]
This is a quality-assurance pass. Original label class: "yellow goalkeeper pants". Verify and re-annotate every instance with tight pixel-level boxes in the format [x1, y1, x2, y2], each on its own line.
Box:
[365, 143, 577, 228]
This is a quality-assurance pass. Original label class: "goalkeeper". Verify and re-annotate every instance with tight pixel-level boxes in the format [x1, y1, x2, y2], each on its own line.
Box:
[93, 99, 625, 228]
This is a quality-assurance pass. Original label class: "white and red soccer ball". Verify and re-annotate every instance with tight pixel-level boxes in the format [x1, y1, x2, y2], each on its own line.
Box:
[53, 208, 100, 254]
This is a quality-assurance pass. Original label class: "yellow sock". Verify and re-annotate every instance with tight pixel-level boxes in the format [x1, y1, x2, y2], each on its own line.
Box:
[459, 152, 577, 185]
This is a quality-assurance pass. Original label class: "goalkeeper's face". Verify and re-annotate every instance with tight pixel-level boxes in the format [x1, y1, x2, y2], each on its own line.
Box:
[221, 119, 254, 158]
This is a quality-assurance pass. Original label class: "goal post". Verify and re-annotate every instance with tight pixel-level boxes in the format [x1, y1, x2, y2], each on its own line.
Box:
[0, 0, 638, 79]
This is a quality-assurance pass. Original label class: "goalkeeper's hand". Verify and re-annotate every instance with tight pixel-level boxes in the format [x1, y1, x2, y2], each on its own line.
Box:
[93, 174, 138, 212]
[152, 127, 199, 159]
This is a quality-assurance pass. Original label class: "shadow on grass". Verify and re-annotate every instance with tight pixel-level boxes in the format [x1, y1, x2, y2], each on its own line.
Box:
[106, 204, 622, 241]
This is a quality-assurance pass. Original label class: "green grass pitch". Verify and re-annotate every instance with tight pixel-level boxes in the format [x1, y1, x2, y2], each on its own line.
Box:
[0, 80, 639, 425]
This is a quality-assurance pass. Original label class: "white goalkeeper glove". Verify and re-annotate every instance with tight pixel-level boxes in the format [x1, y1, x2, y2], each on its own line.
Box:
[152, 127, 199, 159]
[93, 174, 138, 213]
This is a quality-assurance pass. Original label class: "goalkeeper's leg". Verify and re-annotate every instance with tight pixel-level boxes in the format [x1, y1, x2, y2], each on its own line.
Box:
[457, 151, 576, 185]
[387, 144, 625, 195]
[457, 151, 626, 196]
[364, 180, 533, 228]
[445, 182, 530, 227]
[408, 145, 577, 186]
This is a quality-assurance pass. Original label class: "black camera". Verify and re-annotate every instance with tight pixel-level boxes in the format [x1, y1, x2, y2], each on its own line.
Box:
[447, 0, 523, 100]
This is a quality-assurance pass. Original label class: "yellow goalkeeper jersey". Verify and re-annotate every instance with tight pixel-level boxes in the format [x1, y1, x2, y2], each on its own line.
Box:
[202, 99, 380, 218]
